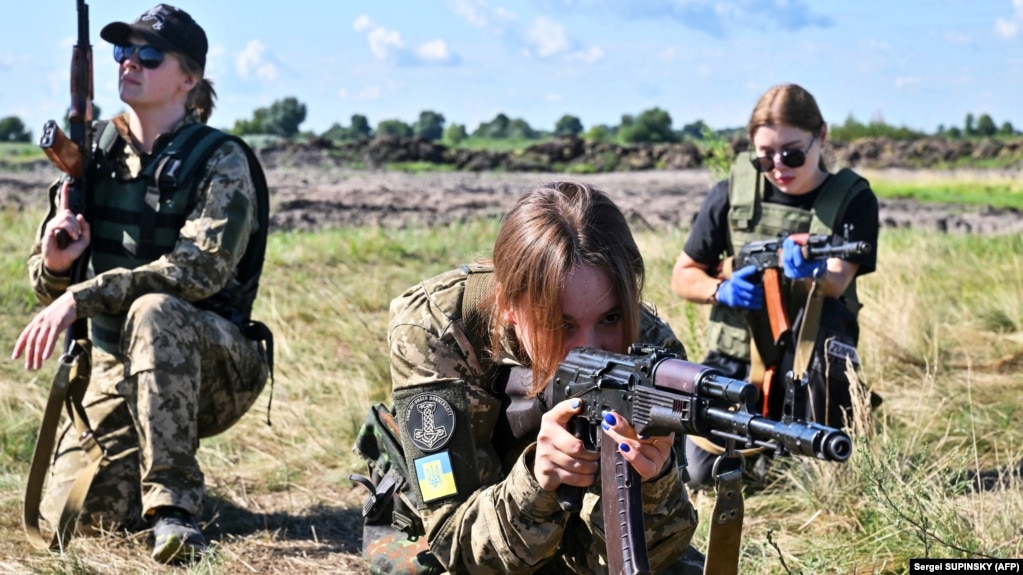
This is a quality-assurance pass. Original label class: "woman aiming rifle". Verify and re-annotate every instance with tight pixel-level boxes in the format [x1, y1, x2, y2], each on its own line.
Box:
[670, 83, 879, 489]
[353, 181, 701, 574]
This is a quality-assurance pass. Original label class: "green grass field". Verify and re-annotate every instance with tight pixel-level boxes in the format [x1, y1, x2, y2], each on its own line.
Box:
[1, 190, 1021, 573]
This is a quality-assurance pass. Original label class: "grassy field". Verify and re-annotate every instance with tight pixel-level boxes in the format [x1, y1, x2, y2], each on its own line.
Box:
[0, 199, 1022, 573]
[860, 168, 1023, 210]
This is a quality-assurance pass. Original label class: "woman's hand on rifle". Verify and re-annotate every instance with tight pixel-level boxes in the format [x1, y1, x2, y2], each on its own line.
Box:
[715, 264, 764, 310]
[42, 181, 92, 274]
[781, 236, 825, 279]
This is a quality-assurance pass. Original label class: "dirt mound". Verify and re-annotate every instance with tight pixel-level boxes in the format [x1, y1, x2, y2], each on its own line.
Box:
[3, 166, 1021, 236]
[251, 134, 1023, 174]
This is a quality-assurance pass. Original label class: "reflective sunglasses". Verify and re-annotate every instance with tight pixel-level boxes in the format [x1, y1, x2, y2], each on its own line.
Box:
[113, 44, 165, 69]
[749, 135, 816, 172]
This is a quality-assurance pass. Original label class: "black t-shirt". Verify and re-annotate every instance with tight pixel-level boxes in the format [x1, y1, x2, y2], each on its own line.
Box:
[683, 174, 879, 276]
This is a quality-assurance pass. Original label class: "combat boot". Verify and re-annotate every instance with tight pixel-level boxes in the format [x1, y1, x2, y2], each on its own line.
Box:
[151, 506, 207, 564]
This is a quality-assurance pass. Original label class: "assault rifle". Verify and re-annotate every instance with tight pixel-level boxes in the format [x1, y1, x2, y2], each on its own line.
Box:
[735, 225, 871, 345]
[40, 0, 94, 253]
[24, 0, 98, 552]
[548, 345, 851, 575]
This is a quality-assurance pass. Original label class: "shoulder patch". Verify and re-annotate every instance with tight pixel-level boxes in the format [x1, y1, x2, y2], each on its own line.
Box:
[414, 452, 459, 502]
[404, 393, 457, 452]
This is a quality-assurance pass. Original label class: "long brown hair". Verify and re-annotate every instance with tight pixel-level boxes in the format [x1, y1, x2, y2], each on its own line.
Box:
[177, 53, 216, 124]
[490, 181, 643, 390]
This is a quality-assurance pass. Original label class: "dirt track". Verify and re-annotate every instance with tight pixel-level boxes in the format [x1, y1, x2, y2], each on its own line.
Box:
[2, 167, 1021, 235]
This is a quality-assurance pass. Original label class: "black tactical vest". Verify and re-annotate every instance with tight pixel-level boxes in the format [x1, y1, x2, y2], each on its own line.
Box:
[86, 121, 270, 354]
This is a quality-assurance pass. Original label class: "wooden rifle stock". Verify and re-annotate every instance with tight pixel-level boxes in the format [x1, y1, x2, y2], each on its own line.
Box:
[39, 121, 83, 179]
[761, 267, 790, 343]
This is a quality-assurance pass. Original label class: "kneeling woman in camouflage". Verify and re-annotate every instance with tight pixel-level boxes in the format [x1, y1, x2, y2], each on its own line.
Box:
[354, 182, 698, 573]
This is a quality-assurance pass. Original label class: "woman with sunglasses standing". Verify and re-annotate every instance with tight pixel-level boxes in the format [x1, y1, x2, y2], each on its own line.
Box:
[13, 5, 271, 564]
[670, 83, 879, 490]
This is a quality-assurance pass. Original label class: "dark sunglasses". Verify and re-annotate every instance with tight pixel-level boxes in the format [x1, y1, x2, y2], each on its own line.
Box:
[113, 44, 165, 69]
[749, 135, 816, 172]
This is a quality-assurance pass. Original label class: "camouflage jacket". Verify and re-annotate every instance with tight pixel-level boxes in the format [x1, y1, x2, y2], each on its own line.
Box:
[387, 266, 698, 574]
[29, 113, 259, 325]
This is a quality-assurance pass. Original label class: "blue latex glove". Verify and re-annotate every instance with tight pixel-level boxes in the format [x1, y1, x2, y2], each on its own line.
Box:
[716, 264, 764, 310]
[781, 236, 826, 279]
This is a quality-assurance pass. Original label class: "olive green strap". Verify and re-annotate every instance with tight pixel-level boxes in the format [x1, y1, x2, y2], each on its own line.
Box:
[793, 279, 825, 380]
[704, 464, 745, 575]
[24, 341, 105, 551]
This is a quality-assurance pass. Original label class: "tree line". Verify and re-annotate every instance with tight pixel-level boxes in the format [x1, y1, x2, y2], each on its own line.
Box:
[1, 96, 1018, 145]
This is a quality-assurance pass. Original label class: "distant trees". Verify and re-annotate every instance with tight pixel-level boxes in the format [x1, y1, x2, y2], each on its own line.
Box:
[413, 110, 445, 141]
[618, 107, 677, 144]
[218, 99, 1018, 145]
[0, 116, 32, 142]
[324, 114, 374, 141]
[232, 96, 307, 137]
[554, 114, 583, 137]
[938, 112, 1018, 139]
[585, 124, 614, 143]
[829, 114, 927, 142]
[376, 119, 413, 138]
[473, 113, 510, 139]
[443, 123, 467, 144]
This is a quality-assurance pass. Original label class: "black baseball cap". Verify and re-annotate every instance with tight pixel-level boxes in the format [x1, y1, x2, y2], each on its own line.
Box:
[100, 4, 208, 69]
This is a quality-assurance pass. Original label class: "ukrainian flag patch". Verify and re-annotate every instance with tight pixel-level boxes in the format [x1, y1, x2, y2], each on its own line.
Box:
[415, 451, 458, 502]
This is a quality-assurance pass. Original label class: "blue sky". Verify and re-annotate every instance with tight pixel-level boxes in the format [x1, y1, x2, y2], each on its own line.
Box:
[2, 1, 1021, 138]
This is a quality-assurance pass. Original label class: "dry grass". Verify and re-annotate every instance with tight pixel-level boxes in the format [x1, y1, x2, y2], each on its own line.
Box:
[2, 207, 1022, 573]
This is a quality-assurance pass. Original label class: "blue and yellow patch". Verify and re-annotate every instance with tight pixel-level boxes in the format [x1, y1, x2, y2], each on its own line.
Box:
[414, 451, 458, 502]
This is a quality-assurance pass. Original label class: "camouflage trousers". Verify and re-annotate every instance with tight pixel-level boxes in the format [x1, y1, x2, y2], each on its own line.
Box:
[41, 293, 268, 533]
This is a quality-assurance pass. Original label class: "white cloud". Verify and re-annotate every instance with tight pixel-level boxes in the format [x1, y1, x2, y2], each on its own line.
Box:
[995, 0, 1023, 39]
[450, 0, 516, 35]
[526, 17, 571, 58]
[417, 40, 453, 62]
[368, 27, 405, 61]
[353, 14, 373, 33]
[353, 15, 459, 65]
[236, 39, 278, 82]
[995, 18, 1019, 39]
[452, 0, 601, 62]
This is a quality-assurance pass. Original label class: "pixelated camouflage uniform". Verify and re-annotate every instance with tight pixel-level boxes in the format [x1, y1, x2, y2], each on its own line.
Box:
[365, 266, 699, 574]
[30, 113, 268, 532]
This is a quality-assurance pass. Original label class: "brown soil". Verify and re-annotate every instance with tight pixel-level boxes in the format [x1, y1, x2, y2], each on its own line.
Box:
[5, 166, 1020, 235]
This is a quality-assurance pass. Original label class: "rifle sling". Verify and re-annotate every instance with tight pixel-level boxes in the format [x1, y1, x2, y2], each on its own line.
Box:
[24, 341, 107, 551]
[704, 467, 745, 575]
[793, 279, 825, 380]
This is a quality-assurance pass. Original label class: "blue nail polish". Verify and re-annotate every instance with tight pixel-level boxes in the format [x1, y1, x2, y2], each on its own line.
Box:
[601, 421, 609, 431]
[619, 443, 631, 453]
[639, 434, 650, 440]
[571, 399, 581, 409]
[603, 413, 616, 426]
